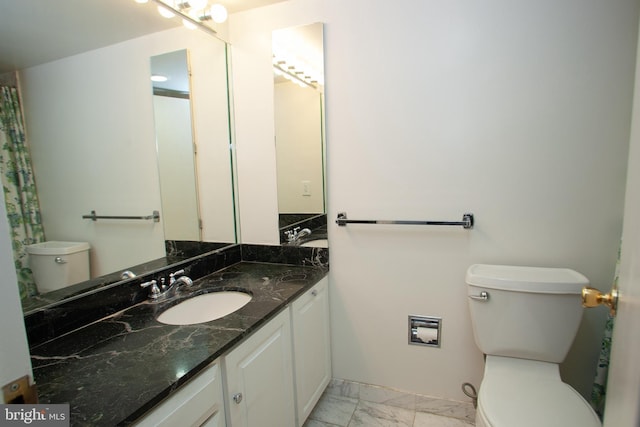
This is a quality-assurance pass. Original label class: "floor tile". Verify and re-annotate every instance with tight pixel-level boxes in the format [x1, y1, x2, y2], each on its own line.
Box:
[308, 380, 475, 427]
[359, 383, 416, 410]
[348, 400, 414, 427]
[307, 394, 358, 427]
[414, 412, 475, 427]
[326, 378, 360, 399]
[303, 419, 343, 427]
[415, 395, 475, 422]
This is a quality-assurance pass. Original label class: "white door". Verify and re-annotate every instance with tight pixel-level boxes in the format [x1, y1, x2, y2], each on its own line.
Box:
[602, 28, 640, 427]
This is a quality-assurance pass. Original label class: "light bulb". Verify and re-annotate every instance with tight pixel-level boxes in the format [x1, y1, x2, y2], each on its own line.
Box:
[209, 4, 227, 23]
[151, 74, 168, 82]
[134, 0, 149, 3]
[157, 5, 175, 18]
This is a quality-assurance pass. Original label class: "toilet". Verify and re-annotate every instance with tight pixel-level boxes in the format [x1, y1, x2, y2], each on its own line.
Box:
[465, 264, 601, 427]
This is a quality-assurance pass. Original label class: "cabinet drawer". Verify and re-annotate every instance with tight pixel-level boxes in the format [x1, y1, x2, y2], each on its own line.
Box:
[134, 361, 225, 427]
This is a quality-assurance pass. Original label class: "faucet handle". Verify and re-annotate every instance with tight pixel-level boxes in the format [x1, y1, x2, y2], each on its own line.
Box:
[140, 279, 157, 288]
[140, 280, 161, 298]
[170, 269, 185, 278]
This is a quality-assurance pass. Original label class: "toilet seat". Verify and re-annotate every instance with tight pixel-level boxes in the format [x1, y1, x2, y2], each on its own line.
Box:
[476, 356, 601, 427]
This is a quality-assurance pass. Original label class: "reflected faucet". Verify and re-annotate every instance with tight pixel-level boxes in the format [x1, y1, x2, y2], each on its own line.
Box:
[285, 227, 312, 243]
[121, 270, 136, 279]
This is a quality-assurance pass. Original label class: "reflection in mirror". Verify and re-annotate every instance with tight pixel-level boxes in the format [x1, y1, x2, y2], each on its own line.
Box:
[273, 23, 327, 239]
[151, 49, 201, 241]
[0, 1, 237, 314]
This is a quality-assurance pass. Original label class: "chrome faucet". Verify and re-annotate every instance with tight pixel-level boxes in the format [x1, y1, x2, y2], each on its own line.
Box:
[285, 227, 312, 243]
[140, 269, 193, 300]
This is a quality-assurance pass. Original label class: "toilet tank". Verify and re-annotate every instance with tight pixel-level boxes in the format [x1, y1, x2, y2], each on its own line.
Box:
[26, 241, 90, 294]
[466, 264, 588, 363]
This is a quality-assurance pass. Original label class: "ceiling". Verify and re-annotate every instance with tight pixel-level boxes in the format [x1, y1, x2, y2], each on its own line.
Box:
[0, 0, 287, 73]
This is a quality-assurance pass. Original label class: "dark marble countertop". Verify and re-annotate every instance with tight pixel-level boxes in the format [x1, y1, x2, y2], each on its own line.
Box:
[30, 261, 328, 426]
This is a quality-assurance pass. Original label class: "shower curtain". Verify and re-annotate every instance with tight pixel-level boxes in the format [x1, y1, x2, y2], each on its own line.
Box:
[590, 244, 620, 419]
[0, 82, 45, 301]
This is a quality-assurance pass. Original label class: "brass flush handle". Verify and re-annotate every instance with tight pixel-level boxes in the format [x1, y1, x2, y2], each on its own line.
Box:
[582, 286, 618, 316]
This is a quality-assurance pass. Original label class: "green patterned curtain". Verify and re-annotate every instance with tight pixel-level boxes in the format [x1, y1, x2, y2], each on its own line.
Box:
[590, 244, 620, 419]
[0, 84, 45, 301]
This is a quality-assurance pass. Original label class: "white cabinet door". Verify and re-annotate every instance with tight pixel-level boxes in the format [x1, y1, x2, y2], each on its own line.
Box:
[134, 360, 225, 427]
[224, 308, 296, 427]
[291, 277, 331, 426]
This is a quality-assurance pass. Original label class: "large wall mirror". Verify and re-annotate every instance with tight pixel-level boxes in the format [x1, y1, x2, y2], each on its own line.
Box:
[273, 23, 327, 237]
[0, 1, 237, 313]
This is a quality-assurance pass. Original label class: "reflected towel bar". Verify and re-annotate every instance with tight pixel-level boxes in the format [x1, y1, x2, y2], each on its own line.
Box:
[82, 210, 160, 222]
[336, 212, 474, 229]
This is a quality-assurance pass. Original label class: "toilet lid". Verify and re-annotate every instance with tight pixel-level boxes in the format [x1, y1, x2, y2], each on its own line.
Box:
[479, 359, 601, 427]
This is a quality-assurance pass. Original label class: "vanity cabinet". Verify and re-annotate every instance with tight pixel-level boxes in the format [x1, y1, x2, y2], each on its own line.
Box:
[223, 308, 296, 427]
[291, 277, 331, 425]
[134, 276, 330, 427]
[133, 360, 225, 427]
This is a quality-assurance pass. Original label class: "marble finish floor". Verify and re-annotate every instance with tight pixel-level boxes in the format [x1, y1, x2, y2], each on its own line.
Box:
[304, 380, 475, 427]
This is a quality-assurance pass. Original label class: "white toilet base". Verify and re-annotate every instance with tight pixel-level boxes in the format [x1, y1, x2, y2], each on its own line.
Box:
[476, 356, 601, 427]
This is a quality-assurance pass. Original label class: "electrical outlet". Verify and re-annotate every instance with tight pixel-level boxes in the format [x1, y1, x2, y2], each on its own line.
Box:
[302, 180, 311, 196]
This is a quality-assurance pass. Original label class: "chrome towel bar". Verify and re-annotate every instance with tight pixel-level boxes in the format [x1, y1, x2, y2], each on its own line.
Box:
[82, 210, 160, 222]
[336, 212, 474, 229]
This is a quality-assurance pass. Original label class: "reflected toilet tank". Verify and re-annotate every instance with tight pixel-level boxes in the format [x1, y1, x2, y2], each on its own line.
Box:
[26, 241, 90, 293]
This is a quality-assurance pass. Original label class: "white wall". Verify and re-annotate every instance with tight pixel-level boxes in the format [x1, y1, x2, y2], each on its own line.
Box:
[231, 0, 638, 401]
[19, 26, 234, 278]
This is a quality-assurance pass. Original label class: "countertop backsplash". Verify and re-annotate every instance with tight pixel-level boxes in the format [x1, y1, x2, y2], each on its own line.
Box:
[24, 243, 328, 349]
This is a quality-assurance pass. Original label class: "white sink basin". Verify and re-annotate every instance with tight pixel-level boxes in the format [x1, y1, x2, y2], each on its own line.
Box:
[300, 239, 328, 248]
[157, 291, 252, 325]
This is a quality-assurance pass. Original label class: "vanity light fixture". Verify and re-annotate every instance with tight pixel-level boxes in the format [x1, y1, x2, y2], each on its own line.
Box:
[134, 0, 228, 34]
[176, 0, 208, 9]
[208, 4, 228, 23]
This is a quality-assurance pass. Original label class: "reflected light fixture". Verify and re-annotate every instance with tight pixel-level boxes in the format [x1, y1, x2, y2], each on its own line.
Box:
[150, 74, 169, 82]
[272, 49, 323, 90]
